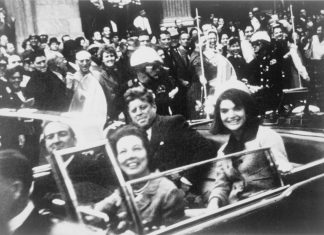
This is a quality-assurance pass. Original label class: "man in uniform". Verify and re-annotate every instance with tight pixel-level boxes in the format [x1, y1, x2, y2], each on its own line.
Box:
[247, 31, 284, 114]
[130, 47, 177, 115]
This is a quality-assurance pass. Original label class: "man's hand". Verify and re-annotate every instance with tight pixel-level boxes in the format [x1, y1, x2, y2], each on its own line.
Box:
[168, 87, 179, 99]
[247, 85, 262, 94]
[65, 72, 76, 89]
[195, 100, 203, 112]
[21, 98, 35, 108]
[180, 79, 190, 88]
[18, 135, 26, 148]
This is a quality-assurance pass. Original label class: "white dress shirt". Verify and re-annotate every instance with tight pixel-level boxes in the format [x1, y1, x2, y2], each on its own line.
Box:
[8, 201, 34, 234]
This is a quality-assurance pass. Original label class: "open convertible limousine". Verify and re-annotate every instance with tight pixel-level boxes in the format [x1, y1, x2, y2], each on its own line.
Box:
[0, 108, 323, 234]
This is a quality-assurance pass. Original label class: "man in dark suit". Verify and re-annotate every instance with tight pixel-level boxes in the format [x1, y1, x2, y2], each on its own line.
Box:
[0, 149, 53, 235]
[171, 32, 194, 118]
[159, 30, 176, 76]
[24, 50, 70, 112]
[123, 86, 219, 193]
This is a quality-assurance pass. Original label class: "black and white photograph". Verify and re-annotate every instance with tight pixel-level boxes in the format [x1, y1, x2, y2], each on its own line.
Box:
[0, 0, 323, 234]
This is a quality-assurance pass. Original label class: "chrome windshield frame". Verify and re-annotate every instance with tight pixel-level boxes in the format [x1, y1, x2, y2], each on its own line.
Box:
[50, 140, 144, 233]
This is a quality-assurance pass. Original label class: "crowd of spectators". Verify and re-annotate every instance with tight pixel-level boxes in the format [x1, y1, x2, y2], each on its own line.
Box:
[0, 5, 323, 120]
[0, 7, 324, 122]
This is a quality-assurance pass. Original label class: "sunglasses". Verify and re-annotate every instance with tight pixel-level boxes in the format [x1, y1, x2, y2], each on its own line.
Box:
[251, 41, 262, 47]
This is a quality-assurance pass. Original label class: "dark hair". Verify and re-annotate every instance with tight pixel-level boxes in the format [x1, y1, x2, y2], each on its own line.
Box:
[21, 38, 30, 50]
[99, 45, 117, 62]
[272, 24, 284, 34]
[189, 28, 198, 38]
[210, 89, 260, 134]
[6, 65, 24, 78]
[117, 41, 128, 54]
[21, 50, 33, 63]
[62, 39, 78, 63]
[28, 34, 41, 42]
[110, 125, 154, 171]
[29, 49, 46, 63]
[48, 37, 60, 46]
[228, 36, 240, 47]
[124, 86, 155, 108]
[39, 34, 48, 43]
[111, 32, 119, 38]
[75, 36, 86, 50]
[219, 31, 229, 41]
[138, 30, 149, 37]
[0, 149, 33, 195]
[244, 24, 254, 31]
[127, 38, 140, 51]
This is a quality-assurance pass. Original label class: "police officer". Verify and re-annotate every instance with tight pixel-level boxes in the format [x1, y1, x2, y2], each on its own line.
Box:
[247, 31, 284, 115]
[130, 47, 178, 115]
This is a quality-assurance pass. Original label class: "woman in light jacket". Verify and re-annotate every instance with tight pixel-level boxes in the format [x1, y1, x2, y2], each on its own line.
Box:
[95, 125, 185, 229]
[208, 88, 292, 209]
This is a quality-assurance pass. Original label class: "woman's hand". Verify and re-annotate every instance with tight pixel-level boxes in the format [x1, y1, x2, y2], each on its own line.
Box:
[94, 190, 121, 212]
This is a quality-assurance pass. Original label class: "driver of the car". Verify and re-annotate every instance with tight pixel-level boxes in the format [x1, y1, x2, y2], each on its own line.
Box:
[42, 121, 114, 204]
[42, 121, 76, 155]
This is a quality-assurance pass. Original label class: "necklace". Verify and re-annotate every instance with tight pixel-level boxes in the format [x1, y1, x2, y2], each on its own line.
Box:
[133, 181, 150, 195]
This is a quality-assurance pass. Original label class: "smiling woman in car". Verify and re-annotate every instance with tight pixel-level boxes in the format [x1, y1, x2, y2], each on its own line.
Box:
[95, 125, 185, 228]
[208, 88, 292, 210]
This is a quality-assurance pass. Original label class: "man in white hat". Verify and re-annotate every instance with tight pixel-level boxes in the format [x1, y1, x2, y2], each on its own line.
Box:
[247, 31, 284, 114]
[130, 47, 178, 115]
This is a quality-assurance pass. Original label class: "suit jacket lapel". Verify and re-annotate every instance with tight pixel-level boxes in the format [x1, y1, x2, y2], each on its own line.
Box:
[150, 116, 164, 155]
